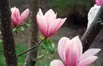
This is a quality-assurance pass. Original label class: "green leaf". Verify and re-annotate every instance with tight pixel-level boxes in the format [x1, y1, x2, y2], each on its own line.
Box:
[41, 39, 55, 54]
[25, 23, 30, 28]
[18, 27, 25, 32]
[13, 28, 17, 32]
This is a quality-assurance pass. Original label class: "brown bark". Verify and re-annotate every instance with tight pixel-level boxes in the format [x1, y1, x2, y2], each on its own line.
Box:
[24, 0, 39, 66]
[0, 0, 17, 66]
[81, 6, 103, 52]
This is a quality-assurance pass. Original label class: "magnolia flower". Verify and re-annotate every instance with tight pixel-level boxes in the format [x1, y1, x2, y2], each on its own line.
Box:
[36, 9, 66, 37]
[87, 5, 101, 29]
[11, 7, 29, 27]
[96, 0, 103, 6]
[50, 36, 101, 66]
[87, 0, 103, 30]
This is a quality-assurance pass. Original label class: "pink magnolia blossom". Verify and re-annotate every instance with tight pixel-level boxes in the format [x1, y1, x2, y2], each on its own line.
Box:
[50, 36, 101, 66]
[11, 7, 29, 27]
[36, 9, 66, 37]
[96, 0, 103, 6]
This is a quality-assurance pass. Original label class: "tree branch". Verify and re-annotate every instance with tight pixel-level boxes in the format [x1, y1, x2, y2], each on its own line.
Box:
[24, 0, 39, 66]
[0, 0, 17, 66]
[81, 6, 103, 52]
[17, 38, 46, 58]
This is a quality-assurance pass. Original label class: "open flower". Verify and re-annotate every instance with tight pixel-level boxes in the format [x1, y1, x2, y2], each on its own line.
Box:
[87, 5, 100, 29]
[96, 0, 103, 6]
[11, 7, 29, 27]
[36, 9, 66, 37]
[50, 36, 101, 66]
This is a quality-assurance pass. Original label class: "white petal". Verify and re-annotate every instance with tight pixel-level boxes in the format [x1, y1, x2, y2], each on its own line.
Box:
[87, 4, 101, 29]
[80, 48, 101, 61]
[79, 56, 98, 65]
[50, 60, 64, 66]
[71, 36, 83, 57]
[44, 9, 57, 26]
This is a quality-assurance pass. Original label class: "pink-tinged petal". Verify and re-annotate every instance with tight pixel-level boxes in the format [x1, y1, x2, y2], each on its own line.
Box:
[47, 18, 61, 37]
[65, 46, 78, 66]
[44, 9, 57, 26]
[11, 7, 20, 16]
[47, 18, 66, 37]
[50, 60, 64, 66]
[36, 9, 47, 37]
[96, 0, 103, 6]
[96, 0, 100, 5]
[79, 56, 98, 65]
[80, 48, 101, 61]
[54, 18, 67, 33]
[71, 36, 83, 57]
[37, 9, 67, 37]
[64, 36, 82, 66]
[78, 65, 88, 66]
[37, 9, 44, 16]
[11, 7, 20, 23]
[20, 8, 29, 25]
[58, 37, 70, 62]
[44, 9, 56, 16]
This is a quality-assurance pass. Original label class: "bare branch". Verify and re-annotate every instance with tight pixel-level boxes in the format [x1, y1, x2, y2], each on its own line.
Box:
[17, 38, 46, 58]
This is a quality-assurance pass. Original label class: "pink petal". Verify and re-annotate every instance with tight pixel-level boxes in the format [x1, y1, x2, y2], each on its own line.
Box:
[96, 0, 100, 5]
[11, 7, 20, 23]
[20, 8, 30, 25]
[71, 36, 83, 57]
[54, 18, 67, 33]
[65, 37, 82, 66]
[36, 9, 47, 37]
[44, 9, 57, 26]
[47, 18, 66, 37]
[79, 56, 98, 65]
[50, 60, 64, 66]
[80, 48, 101, 61]
[96, 0, 103, 6]
[78, 64, 89, 66]
[64, 36, 82, 66]
[47, 18, 61, 37]
[58, 37, 70, 62]
[65, 47, 78, 66]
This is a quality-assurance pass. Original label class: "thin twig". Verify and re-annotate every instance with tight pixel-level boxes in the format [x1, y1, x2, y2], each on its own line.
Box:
[17, 38, 47, 58]
[33, 52, 46, 61]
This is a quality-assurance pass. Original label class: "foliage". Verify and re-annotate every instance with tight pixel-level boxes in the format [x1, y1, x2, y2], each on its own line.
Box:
[41, 39, 55, 54]
[49, 0, 91, 16]
[0, 41, 56, 66]
[0, 43, 28, 66]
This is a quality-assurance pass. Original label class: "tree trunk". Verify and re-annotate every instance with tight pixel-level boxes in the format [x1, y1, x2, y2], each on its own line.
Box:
[24, 0, 39, 66]
[0, 0, 17, 66]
